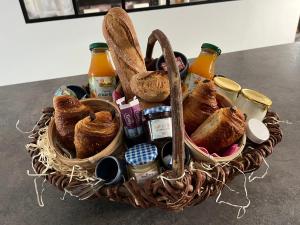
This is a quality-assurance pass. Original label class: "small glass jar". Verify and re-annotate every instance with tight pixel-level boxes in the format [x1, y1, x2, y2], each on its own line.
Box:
[213, 76, 241, 104]
[236, 89, 272, 121]
[127, 161, 159, 184]
[125, 143, 159, 184]
[143, 106, 172, 145]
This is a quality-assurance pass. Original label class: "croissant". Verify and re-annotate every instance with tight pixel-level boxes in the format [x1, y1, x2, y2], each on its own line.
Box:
[183, 80, 219, 134]
[53, 96, 90, 150]
[74, 111, 119, 159]
[190, 107, 246, 154]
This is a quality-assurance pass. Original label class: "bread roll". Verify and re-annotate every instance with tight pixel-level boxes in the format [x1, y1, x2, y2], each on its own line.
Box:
[53, 96, 90, 150]
[103, 7, 147, 99]
[190, 107, 246, 154]
[130, 71, 170, 102]
[74, 111, 119, 159]
[183, 80, 219, 134]
[139, 100, 165, 110]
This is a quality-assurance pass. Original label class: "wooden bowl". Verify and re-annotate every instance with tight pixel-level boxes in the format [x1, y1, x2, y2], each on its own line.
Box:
[48, 98, 124, 170]
[184, 93, 246, 164]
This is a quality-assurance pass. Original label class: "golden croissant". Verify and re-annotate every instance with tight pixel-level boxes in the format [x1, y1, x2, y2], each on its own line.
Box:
[53, 96, 90, 150]
[183, 80, 219, 135]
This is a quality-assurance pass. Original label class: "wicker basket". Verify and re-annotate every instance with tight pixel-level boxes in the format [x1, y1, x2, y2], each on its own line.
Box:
[27, 30, 282, 211]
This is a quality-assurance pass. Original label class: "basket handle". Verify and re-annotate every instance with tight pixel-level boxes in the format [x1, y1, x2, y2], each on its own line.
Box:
[145, 30, 184, 176]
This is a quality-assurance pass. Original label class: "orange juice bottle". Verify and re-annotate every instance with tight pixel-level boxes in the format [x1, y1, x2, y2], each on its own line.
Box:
[88, 42, 116, 101]
[185, 43, 221, 91]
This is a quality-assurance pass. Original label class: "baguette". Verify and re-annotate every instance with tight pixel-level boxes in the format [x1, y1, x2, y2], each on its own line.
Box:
[103, 7, 147, 99]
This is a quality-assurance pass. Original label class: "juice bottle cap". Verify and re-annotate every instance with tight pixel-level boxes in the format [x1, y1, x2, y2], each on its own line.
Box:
[201, 43, 222, 55]
[89, 42, 108, 51]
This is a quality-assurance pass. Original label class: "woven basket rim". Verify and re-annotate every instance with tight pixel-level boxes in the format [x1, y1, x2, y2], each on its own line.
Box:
[48, 98, 123, 168]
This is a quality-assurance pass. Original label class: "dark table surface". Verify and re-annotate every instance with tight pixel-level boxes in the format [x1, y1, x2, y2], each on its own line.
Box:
[1, 43, 300, 225]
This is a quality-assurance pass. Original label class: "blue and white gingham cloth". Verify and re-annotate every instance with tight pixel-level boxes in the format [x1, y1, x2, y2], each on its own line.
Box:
[143, 106, 171, 116]
[125, 143, 158, 166]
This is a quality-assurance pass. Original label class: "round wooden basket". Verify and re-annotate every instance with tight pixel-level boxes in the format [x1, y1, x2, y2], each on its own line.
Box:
[27, 30, 282, 211]
[48, 98, 123, 170]
[184, 93, 246, 164]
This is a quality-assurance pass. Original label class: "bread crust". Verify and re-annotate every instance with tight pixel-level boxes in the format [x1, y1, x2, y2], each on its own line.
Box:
[102, 7, 146, 99]
[74, 111, 119, 159]
[183, 80, 219, 134]
[190, 107, 246, 154]
[130, 71, 170, 102]
[53, 96, 90, 150]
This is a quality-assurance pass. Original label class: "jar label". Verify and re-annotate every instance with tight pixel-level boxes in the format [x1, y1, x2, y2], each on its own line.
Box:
[89, 76, 116, 97]
[149, 118, 172, 140]
[133, 167, 159, 184]
[184, 73, 203, 92]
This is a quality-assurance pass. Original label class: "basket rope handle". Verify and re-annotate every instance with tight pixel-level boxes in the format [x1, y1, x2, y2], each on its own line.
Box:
[145, 29, 184, 176]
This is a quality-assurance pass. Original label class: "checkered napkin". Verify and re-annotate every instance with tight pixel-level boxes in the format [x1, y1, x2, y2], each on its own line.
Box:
[143, 106, 171, 116]
[125, 143, 158, 166]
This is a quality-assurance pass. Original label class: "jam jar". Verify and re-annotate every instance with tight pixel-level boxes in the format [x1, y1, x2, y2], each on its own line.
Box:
[143, 106, 172, 146]
[125, 143, 159, 184]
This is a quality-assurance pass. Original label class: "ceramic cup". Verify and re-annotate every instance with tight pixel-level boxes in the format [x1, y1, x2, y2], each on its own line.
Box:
[95, 156, 126, 185]
[156, 51, 189, 80]
[160, 141, 191, 169]
[54, 85, 87, 99]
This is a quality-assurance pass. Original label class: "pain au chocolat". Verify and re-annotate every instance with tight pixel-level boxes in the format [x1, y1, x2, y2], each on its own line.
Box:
[190, 107, 246, 154]
[74, 111, 119, 159]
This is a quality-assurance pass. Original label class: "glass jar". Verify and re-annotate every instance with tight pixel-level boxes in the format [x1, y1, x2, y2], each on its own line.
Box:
[88, 42, 116, 101]
[125, 143, 159, 184]
[213, 76, 241, 104]
[236, 89, 272, 121]
[143, 106, 172, 145]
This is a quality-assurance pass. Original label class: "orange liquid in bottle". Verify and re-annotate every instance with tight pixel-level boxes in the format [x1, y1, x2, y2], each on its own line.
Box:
[188, 52, 218, 80]
[185, 43, 221, 92]
[88, 51, 115, 77]
[88, 45, 116, 100]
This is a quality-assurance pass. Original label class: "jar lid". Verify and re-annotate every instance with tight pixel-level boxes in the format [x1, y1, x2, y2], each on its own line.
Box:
[89, 42, 108, 51]
[125, 143, 158, 166]
[246, 118, 270, 144]
[214, 76, 241, 92]
[241, 89, 272, 107]
[143, 106, 171, 116]
[201, 43, 222, 55]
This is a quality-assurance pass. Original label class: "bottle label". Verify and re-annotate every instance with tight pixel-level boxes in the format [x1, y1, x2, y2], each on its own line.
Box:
[89, 76, 116, 97]
[184, 72, 203, 92]
[149, 118, 172, 140]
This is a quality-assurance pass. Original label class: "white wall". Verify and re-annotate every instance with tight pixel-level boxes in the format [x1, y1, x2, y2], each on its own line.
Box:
[0, 0, 299, 86]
